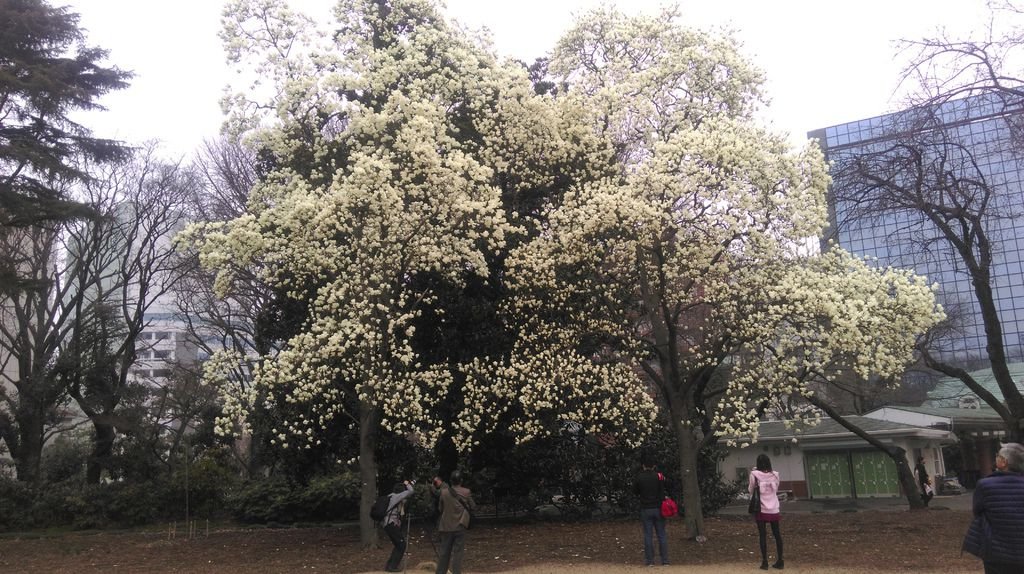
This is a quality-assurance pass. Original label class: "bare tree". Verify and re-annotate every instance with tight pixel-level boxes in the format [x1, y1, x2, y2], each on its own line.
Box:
[898, 2, 1024, 109]
[52, 144, 197, 483]
[173, 137, 274, 477]
[830, 96, 1024, 441]
[0, 217, 84, 481]
[194, 137, 257, 220]
[768, 5, 1024, 507]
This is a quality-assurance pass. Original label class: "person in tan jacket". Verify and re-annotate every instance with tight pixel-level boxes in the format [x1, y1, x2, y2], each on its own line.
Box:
[431, 470, 476, 574]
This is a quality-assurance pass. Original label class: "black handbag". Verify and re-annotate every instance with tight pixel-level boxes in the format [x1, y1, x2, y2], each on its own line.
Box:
[748, 477, 761, 514]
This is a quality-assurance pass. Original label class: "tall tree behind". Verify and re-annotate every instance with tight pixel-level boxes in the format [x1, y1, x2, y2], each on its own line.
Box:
[55, 145, 196, 483]
[0, 0, 131, 291]
[830, 98, 1024, 441]
[497, 5, 942, 537]
[194, 0, 649, 546]
[0, 217, 79, 481]
[173, 136, 273, 477]
[826, 3, 1024, 441]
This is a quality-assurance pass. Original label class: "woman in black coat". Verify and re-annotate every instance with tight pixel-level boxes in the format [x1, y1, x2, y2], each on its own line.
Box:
[914, 456, 933, 506]
[962, 442, 1024, 574]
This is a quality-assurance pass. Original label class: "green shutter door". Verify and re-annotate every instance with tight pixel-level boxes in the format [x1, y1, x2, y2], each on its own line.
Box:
[850, 450, 900, 497]
[805, 452, 853, 498]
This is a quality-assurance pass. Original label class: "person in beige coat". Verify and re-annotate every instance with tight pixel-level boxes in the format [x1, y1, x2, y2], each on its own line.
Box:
[431, 470, 476, 574]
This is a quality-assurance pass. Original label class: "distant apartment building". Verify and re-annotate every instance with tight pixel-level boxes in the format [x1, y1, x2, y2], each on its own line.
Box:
[0, 202, 203, 470]
[810, 93, 1024, 363]
[0, 296, 17, 475]
[132, 310, 200, 384]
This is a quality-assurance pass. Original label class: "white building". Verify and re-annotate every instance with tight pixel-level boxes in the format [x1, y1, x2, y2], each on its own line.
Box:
[720, 416, 954, 499]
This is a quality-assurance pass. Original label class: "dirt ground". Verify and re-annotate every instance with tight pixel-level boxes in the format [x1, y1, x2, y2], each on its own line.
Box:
[0, 509, 982, 573]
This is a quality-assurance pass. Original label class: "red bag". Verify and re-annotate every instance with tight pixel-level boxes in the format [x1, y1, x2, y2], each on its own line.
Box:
[660, 497, 679, 518]
[656, 472, 678, 517]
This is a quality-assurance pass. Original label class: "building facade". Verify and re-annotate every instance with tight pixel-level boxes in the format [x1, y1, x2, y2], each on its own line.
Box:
[721, 417, 954, 499]
[809, 93, 1024, 363]
[865, 404, 1003, 488]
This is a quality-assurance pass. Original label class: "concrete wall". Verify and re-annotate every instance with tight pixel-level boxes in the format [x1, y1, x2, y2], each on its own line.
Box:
[723, 441, 808, 497]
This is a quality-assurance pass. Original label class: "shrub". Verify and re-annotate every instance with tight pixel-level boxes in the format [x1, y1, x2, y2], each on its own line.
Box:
[0, 453, 241, 531]
[92, 480, 172, 527]
[294, 473, 361, 521]
[169, 456, 240, 519]
[697, 447, 743, 516]
[32, 481, 91, 527]
[225, 472, 361, 524]
[40, 434, 89, 483]
[0, 478, 34, 531]
[225, 476, 298, 523]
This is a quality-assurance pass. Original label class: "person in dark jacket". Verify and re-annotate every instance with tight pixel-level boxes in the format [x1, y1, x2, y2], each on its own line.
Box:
[962, 442, 1024, 574]
[914, 456, 933, 506]
[633, 454, 670, 566]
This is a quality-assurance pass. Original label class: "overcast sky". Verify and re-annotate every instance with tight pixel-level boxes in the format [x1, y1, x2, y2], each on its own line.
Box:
[65, 0, 989, 158]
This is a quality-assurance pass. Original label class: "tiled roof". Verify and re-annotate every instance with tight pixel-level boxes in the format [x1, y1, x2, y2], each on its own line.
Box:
[871, 405, 1003, 425]
[751, 415, 945, 441]
[927, 362, 1024, 407]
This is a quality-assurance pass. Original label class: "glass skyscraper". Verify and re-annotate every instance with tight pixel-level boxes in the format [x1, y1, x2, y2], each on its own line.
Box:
[810, 93, 1024, 363]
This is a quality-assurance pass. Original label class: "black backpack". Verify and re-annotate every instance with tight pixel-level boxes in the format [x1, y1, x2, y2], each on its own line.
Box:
[369, 494, 390, 522]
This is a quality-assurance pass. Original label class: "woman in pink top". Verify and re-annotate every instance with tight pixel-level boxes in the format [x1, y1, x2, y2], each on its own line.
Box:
[749, 454, 784, 570]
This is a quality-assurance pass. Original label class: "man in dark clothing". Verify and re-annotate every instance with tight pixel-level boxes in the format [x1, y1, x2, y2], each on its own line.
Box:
[634, 456, 670, 566]
[962, 442, 1024, 574]
[914, 456, 933, 506]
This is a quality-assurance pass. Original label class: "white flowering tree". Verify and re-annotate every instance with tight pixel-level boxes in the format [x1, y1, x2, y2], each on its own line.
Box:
[187, 0, 655, 544]
[716, 247, 945, 509]
[509, 6, 945, 537]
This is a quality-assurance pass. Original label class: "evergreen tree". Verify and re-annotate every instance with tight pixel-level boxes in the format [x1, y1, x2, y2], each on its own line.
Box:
[0, 0, 131, 290]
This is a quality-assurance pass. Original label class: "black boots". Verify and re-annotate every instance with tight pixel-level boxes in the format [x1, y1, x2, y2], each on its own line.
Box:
[760, 561, 769, 570]
[772, 559, 784, 569]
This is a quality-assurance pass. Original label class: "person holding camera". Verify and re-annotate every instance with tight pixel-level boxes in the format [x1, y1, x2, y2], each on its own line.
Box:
[431, 470, 475, 574]
[383, 479, 416, 572]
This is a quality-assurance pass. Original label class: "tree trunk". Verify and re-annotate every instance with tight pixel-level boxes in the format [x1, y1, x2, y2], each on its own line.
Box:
[673, 405, 705, 540]
[358, 401, 380, 547]
[970, 276, 1024, 442]
[637, 245, 708, 537]
[68, 386, 117, 485]
[86, 420, 116, 484]
[13, 407, 45, 483]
